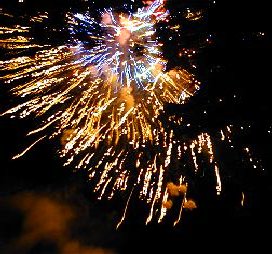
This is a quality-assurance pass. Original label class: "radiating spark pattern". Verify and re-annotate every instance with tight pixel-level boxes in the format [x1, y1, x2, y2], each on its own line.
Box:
[0, 1, 264, 225]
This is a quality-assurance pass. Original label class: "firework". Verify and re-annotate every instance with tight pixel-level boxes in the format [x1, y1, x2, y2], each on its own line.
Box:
[0, 1, 262, 226]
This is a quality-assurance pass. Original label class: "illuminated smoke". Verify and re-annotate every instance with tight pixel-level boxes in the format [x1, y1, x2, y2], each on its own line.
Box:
[3, 193, 115, 254]
[183, 199, 197, 210]
[167, 182, 186, 197]
[162, 199, 173, 209]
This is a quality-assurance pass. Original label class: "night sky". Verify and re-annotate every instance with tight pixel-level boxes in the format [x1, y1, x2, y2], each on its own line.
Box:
[1, 1, 272, 253]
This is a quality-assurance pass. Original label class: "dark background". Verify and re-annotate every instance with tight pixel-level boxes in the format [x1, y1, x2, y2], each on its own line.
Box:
[1, 0, 272, 253]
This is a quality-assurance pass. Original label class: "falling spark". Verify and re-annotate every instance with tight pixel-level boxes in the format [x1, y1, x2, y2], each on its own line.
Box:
[173, 182, 188, 226]
[117, 187, 134, 229]
[12, 136, 47, 159]
[241, 192, 245, 207]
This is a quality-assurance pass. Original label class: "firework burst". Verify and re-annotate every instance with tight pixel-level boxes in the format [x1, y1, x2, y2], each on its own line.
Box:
[0, 1, 263, 226]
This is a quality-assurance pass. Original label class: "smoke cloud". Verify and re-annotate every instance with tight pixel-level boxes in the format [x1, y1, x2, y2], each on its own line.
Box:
[1, 192, 116, 254]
